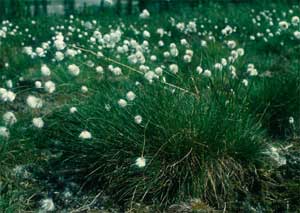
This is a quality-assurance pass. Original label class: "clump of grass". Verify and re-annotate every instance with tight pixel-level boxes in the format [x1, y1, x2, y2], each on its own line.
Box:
[248, 59, 300, 138]
[33, 78, 267, 208]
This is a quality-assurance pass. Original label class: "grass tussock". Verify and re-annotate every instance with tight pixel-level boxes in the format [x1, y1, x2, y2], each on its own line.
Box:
[0, 0, 299, 211]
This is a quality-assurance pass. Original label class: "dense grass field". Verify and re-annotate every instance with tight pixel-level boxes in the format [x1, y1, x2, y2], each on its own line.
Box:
[0, 1, 300, 212]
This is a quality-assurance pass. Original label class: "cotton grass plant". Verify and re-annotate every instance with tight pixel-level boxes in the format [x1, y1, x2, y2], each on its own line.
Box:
[1, 1, 300, 211]
[32, 66, 267, 208]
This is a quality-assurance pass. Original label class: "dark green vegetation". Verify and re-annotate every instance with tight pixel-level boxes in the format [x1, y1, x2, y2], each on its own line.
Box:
[0, 0, 299, 212]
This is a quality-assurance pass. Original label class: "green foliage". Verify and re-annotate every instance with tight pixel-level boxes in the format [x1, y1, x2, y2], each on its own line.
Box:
[0, 0, 299, 211]
[34, 79, 266, 207]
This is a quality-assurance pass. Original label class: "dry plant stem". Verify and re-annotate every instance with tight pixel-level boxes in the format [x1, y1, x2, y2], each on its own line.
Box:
[72, 45, 199, 98]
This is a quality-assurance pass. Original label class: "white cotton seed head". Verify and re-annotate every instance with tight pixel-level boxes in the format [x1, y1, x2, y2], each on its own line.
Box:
[41, 64, 51, 76]
[26, 95, 43, 109]
[54, 38, 65, 50]
[6, 80, 13, 88]
[3, 111, 17, 126]
[126, 91, 136, 101]
[135, 157, 146, 168]
[237, 48, 245, 56]
[105, 104, 111, 111]
[292, 16, 300, 25]
[81, 86, 88, 93]
[203, 70, 212, 77]
[248, 68, 258, 76]
[155, 67, 163, 76]
[112, 67, 122, 75]
[214, 63, 223, 71]
[36, 47, 45, 57]
[144, 71, 158, 83]
[158, 40, 164, 47]
[0, 88, 7, 101]
[294, 31, 300, 39]
[289, 117, 294, 124]
[169, 64, 179, 74]
[68, 64, 80, 76]
[96, 66, 104, 74]
[118, 99, 127, 108]
[35, 81, 42, 89]
[70, 107, 77, 113]
[143, 30, 151, 38]
[163, 51, 170, 58]
[40, 198, 55, 212]
[227, 40, 236, 49]
[0, 126, 10, 138]
[139, 9, 150, 19]
[79, 130, 92, 140]
[196, 66, 203, 74]
[6, 91, 16, 102]
[104, 0, 113, 6]
[134, 115, 142, 124]
[242, 79, 248, 87]
[55, 51, 64, 61]
[65, 48, 77, 57]
[0, 88, 16, 102]
[44, 81, 56, 93]
[279, 21, 289, 30]
[150, 55, 157, 61]
[32, 117, 44, 128]
[180, 39, 188, 46]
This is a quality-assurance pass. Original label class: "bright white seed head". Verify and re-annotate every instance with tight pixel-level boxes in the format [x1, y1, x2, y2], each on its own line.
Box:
[79, 130, 92, 140]
[203, 69, 212, 77]
[196, 66, 203, 74]
[3, 111, 17, 126]
[70, 107, 77, 114]
[81, 86, 88, 93]
[68, 64, 80, 76]
[44, 81, 56, 93]
[126, 91, 136, 101]
[0, 126, 10, 138]
[40, 198, 55, 212]
[118, 99, 127, 108]
[41, 64, 51, 76]
[26, 95, 43, 109]
[96, 66, 104, 74]
[32, 117, 44, 128]
[35, 81, 42, 88]
[289, 117, 294, 124]
[135, 157, 146, 168]
[169, 64, 179, 74]
[134, 115, 142, 124]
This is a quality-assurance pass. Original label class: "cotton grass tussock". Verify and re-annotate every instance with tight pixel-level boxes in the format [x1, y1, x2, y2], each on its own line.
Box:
[1, 2, 300, 212]
[40, 80, 267, 208]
